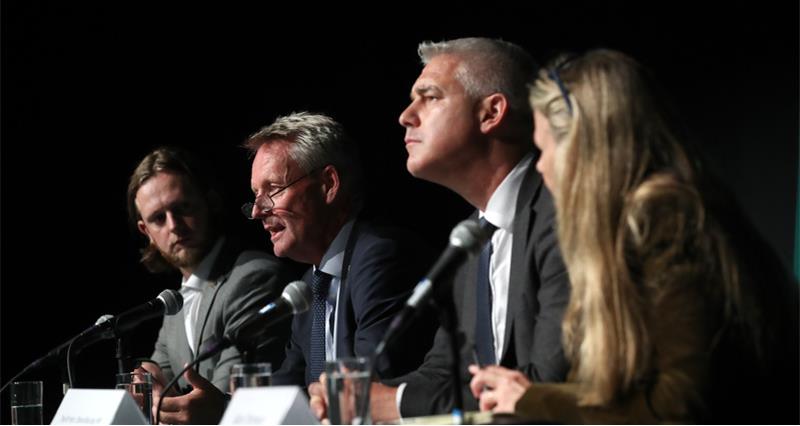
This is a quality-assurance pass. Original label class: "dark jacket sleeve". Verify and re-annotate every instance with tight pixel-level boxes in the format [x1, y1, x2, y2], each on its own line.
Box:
[271, 310, 311, 387]
[388, 318, 477, 417]
[271, 269, 312, 387]
[344, 227, 437, 380]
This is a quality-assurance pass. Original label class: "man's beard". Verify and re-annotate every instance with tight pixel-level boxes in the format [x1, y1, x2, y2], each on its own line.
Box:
[159, 242, 208, 271]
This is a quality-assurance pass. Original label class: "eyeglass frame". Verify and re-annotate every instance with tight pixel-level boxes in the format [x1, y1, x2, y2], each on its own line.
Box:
[241, 167, 322, 219]
[546, 54, 579, 116]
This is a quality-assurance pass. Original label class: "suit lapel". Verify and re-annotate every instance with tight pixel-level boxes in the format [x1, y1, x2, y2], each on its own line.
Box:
[461, 212, 481, 343]
[500, 165, 542, 361]
[334, 219, 360, 359]
[195, 278, 222, 352]
[172, 311, 193, 363]
[194, 239, 236, 353]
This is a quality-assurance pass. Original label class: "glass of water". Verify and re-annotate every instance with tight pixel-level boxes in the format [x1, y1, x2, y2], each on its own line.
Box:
[229, 362, 272, 393]
[115, 371, 153, 424]
[325, 357, 371, 425]
[10, 381, 43, 425]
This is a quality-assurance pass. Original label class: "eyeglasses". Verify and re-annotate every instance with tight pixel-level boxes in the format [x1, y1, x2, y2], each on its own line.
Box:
[548, 67, 573, 116]
[547, 55, 578, 116]
[241, 170, 316, 220]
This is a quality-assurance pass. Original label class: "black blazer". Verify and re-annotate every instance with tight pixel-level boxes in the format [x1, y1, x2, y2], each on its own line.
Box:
[271, 220, 437, 387]
[388, 162, 572, 417]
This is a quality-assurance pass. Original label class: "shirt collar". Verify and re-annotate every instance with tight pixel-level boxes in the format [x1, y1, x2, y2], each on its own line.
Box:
[315, 219, 355, 279]
[481, 152, 535, 232]
[182, 237, 225, 290]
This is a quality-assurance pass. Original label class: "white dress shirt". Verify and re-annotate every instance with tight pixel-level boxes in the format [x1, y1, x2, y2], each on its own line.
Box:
[180, 237, 224, 355]
[480, 151, 533, 362]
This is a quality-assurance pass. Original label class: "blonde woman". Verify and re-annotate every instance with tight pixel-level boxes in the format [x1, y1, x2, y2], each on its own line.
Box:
[469, 49, 798, 423]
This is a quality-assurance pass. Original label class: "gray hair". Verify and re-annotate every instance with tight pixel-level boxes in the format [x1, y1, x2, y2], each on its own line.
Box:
[418, 37, 536, 120]
[244, 111, 363, 205]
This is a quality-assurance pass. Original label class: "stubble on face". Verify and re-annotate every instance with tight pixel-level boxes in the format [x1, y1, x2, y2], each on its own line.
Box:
[157, 238, 209, 271]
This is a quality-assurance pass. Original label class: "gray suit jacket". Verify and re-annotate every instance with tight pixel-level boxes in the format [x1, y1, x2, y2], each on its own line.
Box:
[150, 239, 292, 393]
[388, 159, 571, 416]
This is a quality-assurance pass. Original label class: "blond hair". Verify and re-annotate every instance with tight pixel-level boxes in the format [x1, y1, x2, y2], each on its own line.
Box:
[530, 49, 750, 406]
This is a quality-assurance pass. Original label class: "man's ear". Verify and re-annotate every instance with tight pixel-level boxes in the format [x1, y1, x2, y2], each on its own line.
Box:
[137, 220, 153, 242]
[478, 93, 509, 135]
[320, 165, 341, 204]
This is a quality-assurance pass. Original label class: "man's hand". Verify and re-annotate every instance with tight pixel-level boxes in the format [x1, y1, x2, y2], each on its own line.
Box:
[369, 382, 400, 424]
[309, 375, 400, 424]
[468, 365, 531, 413]
[154, 364, 226, 425]
[308, 373, 330, 424]
[138, 362, 178, 407]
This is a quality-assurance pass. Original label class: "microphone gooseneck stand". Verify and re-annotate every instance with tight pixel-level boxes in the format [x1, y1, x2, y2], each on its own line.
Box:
[116, 337, 132, 375]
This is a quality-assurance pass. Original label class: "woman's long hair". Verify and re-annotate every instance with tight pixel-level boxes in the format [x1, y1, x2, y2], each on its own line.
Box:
[529, 50, 751, 406]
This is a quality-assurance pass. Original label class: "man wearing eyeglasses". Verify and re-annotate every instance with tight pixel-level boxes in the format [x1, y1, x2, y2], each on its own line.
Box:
[129, 147, 298, 424]
[317, 38, 572, 423]
[244, 112, 436, 390]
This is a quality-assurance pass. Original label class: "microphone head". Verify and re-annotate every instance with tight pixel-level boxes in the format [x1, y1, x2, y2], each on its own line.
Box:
[94, 314, 114, 326]
[282, 280, 311, 315]
[157, 289, 184, 315]
[449, 219, 487, 253]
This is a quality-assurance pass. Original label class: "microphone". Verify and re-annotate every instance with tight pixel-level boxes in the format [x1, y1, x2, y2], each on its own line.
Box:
[193, 280, 311, 363]
[234, 280, 311, 343]
[374, 219, 494, 357]
[1, 289, 184, 392]
[407, 219, 493, 309]
[76, 289, 184, 344]
[110, 288, 183, 336]
[51, 289, 183, 357]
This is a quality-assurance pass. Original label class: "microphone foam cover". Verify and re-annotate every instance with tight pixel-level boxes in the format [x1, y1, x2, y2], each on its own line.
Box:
[449, 219, 483, 252]
[95, 314, 114, 326]
[283, 280, 311, 315]
[158, 289, 184, 315]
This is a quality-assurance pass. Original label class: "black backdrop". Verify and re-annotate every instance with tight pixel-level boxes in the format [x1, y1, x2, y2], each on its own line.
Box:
[2, 2, 797, 423]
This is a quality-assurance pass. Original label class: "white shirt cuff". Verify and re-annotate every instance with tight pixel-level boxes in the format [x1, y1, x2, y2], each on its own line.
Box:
[395, 382, 407, 419]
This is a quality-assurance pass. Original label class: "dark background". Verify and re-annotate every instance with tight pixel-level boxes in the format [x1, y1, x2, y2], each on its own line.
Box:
[1, 2, 797, 423]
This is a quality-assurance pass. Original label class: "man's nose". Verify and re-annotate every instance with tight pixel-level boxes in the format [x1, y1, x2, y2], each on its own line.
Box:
[252, 204, 273, 220]
[167, 212, 187, 232]
[398, 103, 419, 128]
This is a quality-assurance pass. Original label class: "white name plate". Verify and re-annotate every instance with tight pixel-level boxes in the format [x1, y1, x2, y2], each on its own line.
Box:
[51, 389, 148, 425]
[220, 386, 319, 425]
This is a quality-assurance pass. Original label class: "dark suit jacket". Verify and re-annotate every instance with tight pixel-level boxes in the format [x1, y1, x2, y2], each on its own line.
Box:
[271, 220, 437, 387]
[388, 162, 571, 417]
[150, 238, 296, 392]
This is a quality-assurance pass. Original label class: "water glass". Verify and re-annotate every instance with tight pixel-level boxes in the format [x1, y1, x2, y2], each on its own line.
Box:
[10, 381, 43, 425]
[229, 362, 272, 393]
[115, 371, 153, 424]
[325, 357, 371, 425]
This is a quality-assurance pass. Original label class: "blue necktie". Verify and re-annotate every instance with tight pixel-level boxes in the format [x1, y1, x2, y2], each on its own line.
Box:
[309, 270, 331, 382]
[475, 218, 497, 365]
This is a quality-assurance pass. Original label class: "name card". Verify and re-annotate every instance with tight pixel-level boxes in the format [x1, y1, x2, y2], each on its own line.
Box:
[51, 389, 148, 425]
[220, 386, 319, 425]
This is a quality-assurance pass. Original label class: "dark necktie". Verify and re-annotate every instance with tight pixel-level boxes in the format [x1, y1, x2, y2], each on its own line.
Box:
[475, 217, 498, 365]
[309, 270, 332, 382]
